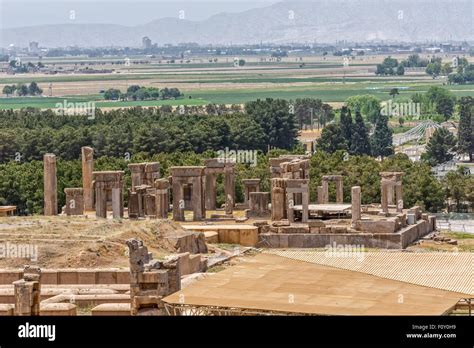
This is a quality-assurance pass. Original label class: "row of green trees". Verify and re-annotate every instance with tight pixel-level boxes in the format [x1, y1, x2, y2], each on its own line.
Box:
[103, 86, 182, 101]
[0, 99, 298, 162]
[375, 57, 405, 76]
[2, 82, 43, 97]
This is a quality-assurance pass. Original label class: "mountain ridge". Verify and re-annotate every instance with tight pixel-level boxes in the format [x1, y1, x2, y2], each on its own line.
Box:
[1, 0, 472, 47]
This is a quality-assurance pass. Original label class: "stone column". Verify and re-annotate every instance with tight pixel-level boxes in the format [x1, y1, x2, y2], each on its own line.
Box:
[136, 186, 148, 218]
[249, 192, 270, 217]
[317, 186, 324, 204]
[380, 181, 389, 214]
[387, 185, 394, 205]
[172, 181, 185, 221]
[286, 192, 295, 223]
[145, 188, 156, 217]
[321, 178, 329, 204]
[128, 163, 144, 192]
[301, 191, 309, 223]
[95, 182, 107, 218]
[81, 147, 94, 211]
[271, 178, 286, 221]
[335, 178, 344, 204]
[43, 154, 57, 216]
[64, 188, 84, 216]
[112, 187, 123, 219]
[351, 186, 361, 225]
[204, 173, 216, 210]
[224, 165, 235, 215]
[192, 177, 204, 220]
[155, 179, 170, 219]
[128, 190, 139, 219]
[395, 183, 403, 213]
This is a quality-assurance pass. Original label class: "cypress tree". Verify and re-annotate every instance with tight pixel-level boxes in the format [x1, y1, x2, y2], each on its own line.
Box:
[339, 106, 353, 147]
[370, 113, 394, 159]
[457, 97, 473, 162]
[350, 110, 371, 155]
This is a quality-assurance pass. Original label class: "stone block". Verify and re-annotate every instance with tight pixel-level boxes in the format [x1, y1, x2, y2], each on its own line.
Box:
[40, 303, 77, 316]
[96, 270, 117, 284]
[308, 220, 325, 228]
[279, 225, 310, 234]
[116, 271, 130, 284]
[41, 270, 58, 285]
[91, 303, 131, 316]
[239, 229, 259, 247]
[204, 231, 219, 243]
[77, 270, 96, 284]
[0, 304, 14, 316]
[288, 234, 305, 248]
[58, 271, 78, 284]
[0, 271, 22, 285]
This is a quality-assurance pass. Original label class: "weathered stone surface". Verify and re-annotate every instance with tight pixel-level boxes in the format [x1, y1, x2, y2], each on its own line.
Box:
[272, 220, 290, 227]
[64, 188, 84, 216]
[248, 192, 270, 217]
[351, 186, 361, 225]
[81, 147, 94, 211]
[355, 219, 398, 233]
[279, 225, 310, 234]
[308, 220, 325, 228]
[43, 154, 58, 216]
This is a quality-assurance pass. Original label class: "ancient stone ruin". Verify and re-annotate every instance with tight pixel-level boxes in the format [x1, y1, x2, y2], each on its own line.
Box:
[64, 188, 84, 216]
[242, 179, 261, 207]
[380, 172, 404, 214]
[171, 166, 206, 221]
[126, 238, 180, 315]
[43, 153, 57, 216]
[318, 175, 344, 204]
[13, 266, 41, 316]
[128, 162, 160, 191]
[93, 171, 124, 218]
[204, 158, 235, 214]
[81, 146, 94, 211]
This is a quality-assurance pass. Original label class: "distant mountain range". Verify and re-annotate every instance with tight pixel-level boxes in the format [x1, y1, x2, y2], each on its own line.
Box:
[1, 0, 473, 47]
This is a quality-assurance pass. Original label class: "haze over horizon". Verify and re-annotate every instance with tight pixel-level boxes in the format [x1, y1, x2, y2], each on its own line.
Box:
[1, 0, 473, 47]
[0, 0, 279, 28]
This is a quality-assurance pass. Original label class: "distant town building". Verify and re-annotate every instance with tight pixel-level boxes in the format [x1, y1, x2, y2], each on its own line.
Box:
[29, 41, 39, 54]
[142, 37, 152, 49]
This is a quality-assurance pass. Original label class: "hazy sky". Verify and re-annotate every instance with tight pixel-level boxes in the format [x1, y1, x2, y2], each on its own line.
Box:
[0, 0, 280, 28]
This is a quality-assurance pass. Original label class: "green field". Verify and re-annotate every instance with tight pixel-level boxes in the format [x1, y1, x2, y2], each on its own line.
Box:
[1, 55, 473, 109]
[1, 82, 473, 109]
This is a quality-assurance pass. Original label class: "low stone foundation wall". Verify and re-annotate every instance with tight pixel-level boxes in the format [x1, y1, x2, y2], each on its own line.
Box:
[0, 269, 130, 285]
[183, 225, 258, 246]
[258, 219, 433, 249]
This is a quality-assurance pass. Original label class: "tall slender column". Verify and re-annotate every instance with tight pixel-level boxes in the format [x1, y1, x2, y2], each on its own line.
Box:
[335, 179, 344, 204]
[351, 186, 361, 225]
[204, 173, 216, 210]
[322, 179, 329, 204]
[81, 147, 94, 211]
[395, 183, 403, 213]
[43, 154, 57, 216]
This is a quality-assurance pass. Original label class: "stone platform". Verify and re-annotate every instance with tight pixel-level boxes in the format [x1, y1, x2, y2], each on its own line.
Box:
[182, 225, 258, 247]
[259, 218, 432, 249]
